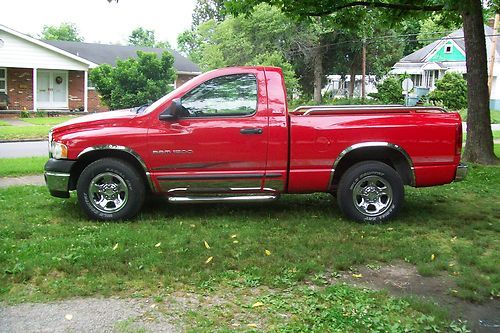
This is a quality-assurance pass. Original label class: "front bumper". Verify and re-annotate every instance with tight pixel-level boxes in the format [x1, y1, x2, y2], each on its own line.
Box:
[44, 159, 76, 198]
[454, 163, 468, 182]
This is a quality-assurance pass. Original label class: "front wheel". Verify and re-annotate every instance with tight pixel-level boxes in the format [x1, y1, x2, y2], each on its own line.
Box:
[337, 161, 404, 223]
[77, 158, 145, 221]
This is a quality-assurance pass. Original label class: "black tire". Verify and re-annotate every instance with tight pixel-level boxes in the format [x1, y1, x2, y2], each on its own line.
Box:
[337, 161, 404, 223]
[77, 158, 145, 221]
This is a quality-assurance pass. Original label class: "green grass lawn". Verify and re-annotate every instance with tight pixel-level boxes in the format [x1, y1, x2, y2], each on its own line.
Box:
[0, 165, 498, 304]
[0, 157, 47, 177]
[0, 126, 52, 140]
[20, 116, 77, 126]
[459, 109, 500, 124]
[0, 116, 77, 140]
[0, 120, 11, 126]
[491, 110, 500, 124]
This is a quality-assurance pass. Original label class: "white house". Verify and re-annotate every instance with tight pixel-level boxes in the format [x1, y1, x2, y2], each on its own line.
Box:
[390, 26, 500, 109]
[0, 24, 201, 112]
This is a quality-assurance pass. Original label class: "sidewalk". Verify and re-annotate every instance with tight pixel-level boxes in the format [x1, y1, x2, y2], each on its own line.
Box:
[0, 175, 44, 188]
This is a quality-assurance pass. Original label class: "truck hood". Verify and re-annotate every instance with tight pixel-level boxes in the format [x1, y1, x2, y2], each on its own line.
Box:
[52, 109, 137, 133]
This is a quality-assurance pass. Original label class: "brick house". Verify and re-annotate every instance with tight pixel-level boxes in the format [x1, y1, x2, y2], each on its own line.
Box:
[0, 24, 201, 112]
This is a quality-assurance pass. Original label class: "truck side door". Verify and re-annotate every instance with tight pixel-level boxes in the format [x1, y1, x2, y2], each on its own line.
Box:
[148, 70, 269, 193]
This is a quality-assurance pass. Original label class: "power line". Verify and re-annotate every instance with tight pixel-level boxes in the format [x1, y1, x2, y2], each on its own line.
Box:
[287, 32, 500, 55]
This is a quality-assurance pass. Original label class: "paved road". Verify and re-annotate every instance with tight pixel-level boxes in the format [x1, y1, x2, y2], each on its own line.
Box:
[0, 141, 48, 158]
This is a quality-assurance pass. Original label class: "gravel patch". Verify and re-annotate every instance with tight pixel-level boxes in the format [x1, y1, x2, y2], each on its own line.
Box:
[0, 297, 179, 333]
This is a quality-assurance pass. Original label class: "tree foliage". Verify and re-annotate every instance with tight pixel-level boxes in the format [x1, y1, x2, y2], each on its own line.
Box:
[178, 4, 300, 97]
[40, 22, 83, 42]
[128, 27, 156, 47]
[429, 72, 467, 110]
[128, 27, 172, 49]
[89, 51, 176, 109]
[225, 0, 499, 163]
[192, 0, 226, 27]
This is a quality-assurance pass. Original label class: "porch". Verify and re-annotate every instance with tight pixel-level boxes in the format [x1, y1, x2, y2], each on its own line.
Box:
[0, 67, 88, 112]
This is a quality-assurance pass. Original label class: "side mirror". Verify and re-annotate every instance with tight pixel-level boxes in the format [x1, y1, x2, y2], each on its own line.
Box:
[159, 99, 181, 121]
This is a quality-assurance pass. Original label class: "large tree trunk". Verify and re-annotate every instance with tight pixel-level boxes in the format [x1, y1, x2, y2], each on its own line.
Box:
[461, 0, 498, 164]
[312, 45, 323, 104]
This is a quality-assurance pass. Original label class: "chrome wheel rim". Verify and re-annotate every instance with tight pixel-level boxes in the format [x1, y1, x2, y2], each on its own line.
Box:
[352, 175, 393, 217]
[88, 172, 129, 213]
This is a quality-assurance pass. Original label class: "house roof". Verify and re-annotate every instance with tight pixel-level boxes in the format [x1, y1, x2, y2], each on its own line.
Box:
[399, 26, 499, 64]
[0, 24, 96, 68]
[44, 40, 201, 74]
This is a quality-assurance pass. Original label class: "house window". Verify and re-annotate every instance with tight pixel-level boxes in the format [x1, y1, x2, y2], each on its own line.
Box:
[0, 68, 6, 93]
[444, 45, 452, 53]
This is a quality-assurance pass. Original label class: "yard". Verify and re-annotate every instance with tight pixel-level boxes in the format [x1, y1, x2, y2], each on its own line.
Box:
[0, 163, 498, 331]
[0, 116, 77, 140]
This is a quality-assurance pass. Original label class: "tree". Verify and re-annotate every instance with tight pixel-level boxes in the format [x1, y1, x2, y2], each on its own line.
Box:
[192, 0, 226, 27]
[128, 27, 156, 47]
[89, 51, 176, 109]
[128, 27, 173, 49]
[226, 0, 499, 164]
[416, 14, 460, 47]
[178, 4, 301, 97]
[40, 22, 83, 42]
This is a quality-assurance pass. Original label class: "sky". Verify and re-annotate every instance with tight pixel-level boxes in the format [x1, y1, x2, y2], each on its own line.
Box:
[0, 0, 195, 48]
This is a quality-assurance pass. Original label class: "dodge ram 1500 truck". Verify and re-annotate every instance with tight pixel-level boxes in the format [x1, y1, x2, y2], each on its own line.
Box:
[44, 66, 467, 223]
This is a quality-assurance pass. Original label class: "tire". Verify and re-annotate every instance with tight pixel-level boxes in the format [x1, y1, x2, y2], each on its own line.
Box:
[336, 161, 404, 223]
[77, 158, 145, 221]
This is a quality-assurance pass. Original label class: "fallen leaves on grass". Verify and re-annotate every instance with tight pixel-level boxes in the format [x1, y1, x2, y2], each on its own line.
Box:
[265, 249, 271, 256]
[112, 243, 118, 251]
[252, 301, 264, 308]
[204, 241, 211, 249]
[205, 256, 213, 264]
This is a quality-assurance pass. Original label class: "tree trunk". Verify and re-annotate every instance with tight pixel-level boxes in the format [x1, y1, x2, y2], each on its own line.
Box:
[461, 0, 498, 164]
[312, 45, 323, 104]
[349, 65, 355, 98]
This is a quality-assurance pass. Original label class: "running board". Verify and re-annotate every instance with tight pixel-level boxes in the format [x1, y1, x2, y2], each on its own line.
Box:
[168, 194, 279, 204]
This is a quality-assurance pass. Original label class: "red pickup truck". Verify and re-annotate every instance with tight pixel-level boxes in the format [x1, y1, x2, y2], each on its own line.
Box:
[44, 66, 467, 223]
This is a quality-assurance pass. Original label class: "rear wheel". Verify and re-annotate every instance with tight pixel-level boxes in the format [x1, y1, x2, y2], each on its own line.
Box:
[337, 161, 404, 223]
[77, 158, 145, 221]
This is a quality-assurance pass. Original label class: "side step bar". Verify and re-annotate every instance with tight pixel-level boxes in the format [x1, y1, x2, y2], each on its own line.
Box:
[168, 194, 279, 204]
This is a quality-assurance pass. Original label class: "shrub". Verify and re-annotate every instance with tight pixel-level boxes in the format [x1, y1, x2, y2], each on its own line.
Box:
[19, 110, 30, 118]
[369, 76, 404, 104]
[429, 72, 467, 110]
[90, 51, 176, 110]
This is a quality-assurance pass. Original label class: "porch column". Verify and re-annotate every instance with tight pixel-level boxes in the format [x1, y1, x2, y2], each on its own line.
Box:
[32, 68, 38, 111]
[83, 70, 88, 112]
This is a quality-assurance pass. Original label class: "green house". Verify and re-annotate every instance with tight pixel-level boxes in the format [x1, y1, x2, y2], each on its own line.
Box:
[391, 26, 499, 109]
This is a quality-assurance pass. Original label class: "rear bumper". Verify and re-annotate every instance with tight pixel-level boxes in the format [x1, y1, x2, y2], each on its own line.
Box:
[454, 163, 468, 182]
[44, 159, 76, 198]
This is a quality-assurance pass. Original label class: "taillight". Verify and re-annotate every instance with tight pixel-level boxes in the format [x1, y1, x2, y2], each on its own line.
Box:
[456, 123, 463, 156]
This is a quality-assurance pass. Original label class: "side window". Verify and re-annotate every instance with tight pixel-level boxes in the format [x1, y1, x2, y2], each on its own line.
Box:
[180, 74, 257, 117]
[0, 68, 6, 93]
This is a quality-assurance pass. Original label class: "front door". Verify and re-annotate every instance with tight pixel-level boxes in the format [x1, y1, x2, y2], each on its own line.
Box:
[37, 71, 68, 109]
[148, 71, 270, 193]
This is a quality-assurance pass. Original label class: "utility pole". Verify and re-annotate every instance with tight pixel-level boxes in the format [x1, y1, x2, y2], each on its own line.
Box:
[488, 13, 499, 94]
[361, 39, 366, 101]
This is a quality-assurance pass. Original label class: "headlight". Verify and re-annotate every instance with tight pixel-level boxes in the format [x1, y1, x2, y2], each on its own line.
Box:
[50, 141, 68, 159]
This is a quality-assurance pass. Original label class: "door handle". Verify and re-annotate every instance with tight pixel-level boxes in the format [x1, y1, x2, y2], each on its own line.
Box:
[240, 128, 263, 135]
